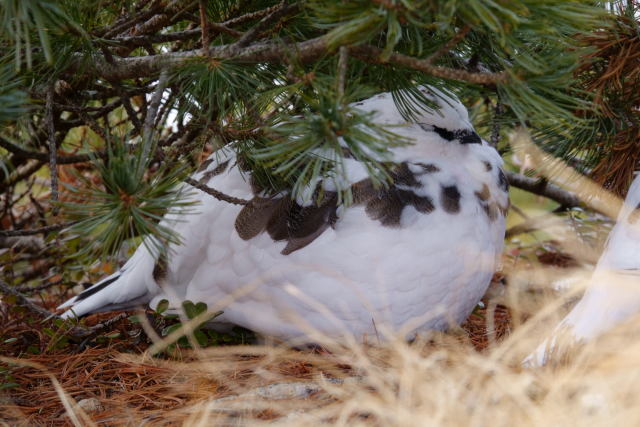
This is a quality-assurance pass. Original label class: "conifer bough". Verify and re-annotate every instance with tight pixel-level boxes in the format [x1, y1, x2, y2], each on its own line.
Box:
[0, 0, 624, 280]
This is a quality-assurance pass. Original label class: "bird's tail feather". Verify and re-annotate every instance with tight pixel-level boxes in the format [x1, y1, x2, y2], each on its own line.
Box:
[58, 247, 157, 318]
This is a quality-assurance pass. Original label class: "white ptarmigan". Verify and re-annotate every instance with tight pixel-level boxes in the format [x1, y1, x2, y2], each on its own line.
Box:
[59, 87, 509, 342]
[527, 174, 640, 365]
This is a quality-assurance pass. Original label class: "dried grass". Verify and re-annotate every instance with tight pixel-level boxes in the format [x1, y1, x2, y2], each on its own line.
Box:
[3, 134, 640, 426]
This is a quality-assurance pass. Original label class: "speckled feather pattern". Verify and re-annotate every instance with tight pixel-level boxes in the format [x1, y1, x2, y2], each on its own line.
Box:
[60, 88, 508, 342]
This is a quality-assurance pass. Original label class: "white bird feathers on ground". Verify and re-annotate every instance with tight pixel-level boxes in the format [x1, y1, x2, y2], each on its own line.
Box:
[527, 174, 640, 365]
[59, 87, 509, 343]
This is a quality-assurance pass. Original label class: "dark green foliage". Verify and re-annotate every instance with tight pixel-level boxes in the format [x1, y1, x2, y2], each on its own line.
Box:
[254, 85, 411, 204]
[130, 299, 253, 357]
[0, 64, 28, 123]
[0, 0, 86, 70]
[170, 58, 273, 121]
[0, 0, 631, 289]
[63, 139, 195, 259]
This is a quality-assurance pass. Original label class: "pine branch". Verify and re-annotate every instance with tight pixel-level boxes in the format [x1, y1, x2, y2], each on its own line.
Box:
[82, 36, 506, 86]
[505, 171, 582, 209]
[198, 0, 211, 53]
[184, 177, 249, 206]
[350, 44, 507, 86]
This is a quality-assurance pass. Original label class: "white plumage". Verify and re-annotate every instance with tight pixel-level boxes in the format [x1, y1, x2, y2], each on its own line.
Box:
[527, 174, 640, 365]
[59, 87, 508, 342]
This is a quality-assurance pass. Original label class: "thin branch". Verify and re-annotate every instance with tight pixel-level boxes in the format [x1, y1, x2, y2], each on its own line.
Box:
[109, 18, 243, 48]
[46, 86, 59, 216]
[199, 0, 211, 53]
[141, 70, 169, 170]
[99, 2, 167, 38]
[0, 280, 123, 339]
[505, 215, 561, 239]
[0, 280, 57, 320]
[114, 84, 144, 135]
[490, 98, 503, 148]
[111, 28, 201, 46]
[350, 44, 508, 86]
[0, 160, 44, 194]
[208, 22, 244, 38]
[15, 278, 65, 294]
[0, 221, 78, 237]
[0, 235, 45, 252]
[232, 2, 300, 50]
[425, 25, 471, 64]
[78, 313, 130, 343]
[184, 177, 249, 205]
[86, 35, 506, 86]
[55, 97, 123, 114]
[0, 136, 102, 164]
[224, 3, 286, 27]
[337, 46, 349, 102]
[505, 171, 582, 209]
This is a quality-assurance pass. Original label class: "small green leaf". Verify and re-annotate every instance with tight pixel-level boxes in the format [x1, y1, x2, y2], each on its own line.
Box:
[3, 337, 17, 344]
[194, 330, 208, 347]
[182, 300, 197, 320]
[156, 299, 169, 314]
[195, 302, 208, 316]
[162, 323, 183, 337]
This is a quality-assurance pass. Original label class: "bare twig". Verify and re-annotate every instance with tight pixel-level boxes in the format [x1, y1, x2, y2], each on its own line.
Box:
[80, 313, 130, 342]
[184, 177, 249, 205]
[490, 99, 503, 148]
[0, 136, 102, 164]
[337, 46, 349, 102]
[199, 0, 211, 53]
[232, 2, 300, 50]
[208, 22, 244, 38]
[426, 25, 471, 64]
[141, 70, 169, 171]
[224, 3, 285, 27]
[0, 160, 44, 194]
[0, 280, 124, 339]
[351, 44, 508, 86]
[87, 36, 507, 86]
[114, 84, 144, 134]
[15, 278, 65, 294]
[55, 97, 123, 114]
[46, 86, 59, 216]
[0, 280, 58, 320]
[505, 171, 582, 209]
[505, 215, 562, 239]
[100, 2, 166, 38]
[0, 221, 78, 237]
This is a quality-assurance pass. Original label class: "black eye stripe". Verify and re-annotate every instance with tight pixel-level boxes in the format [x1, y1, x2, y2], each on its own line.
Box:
[419, 124, 482, 145]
